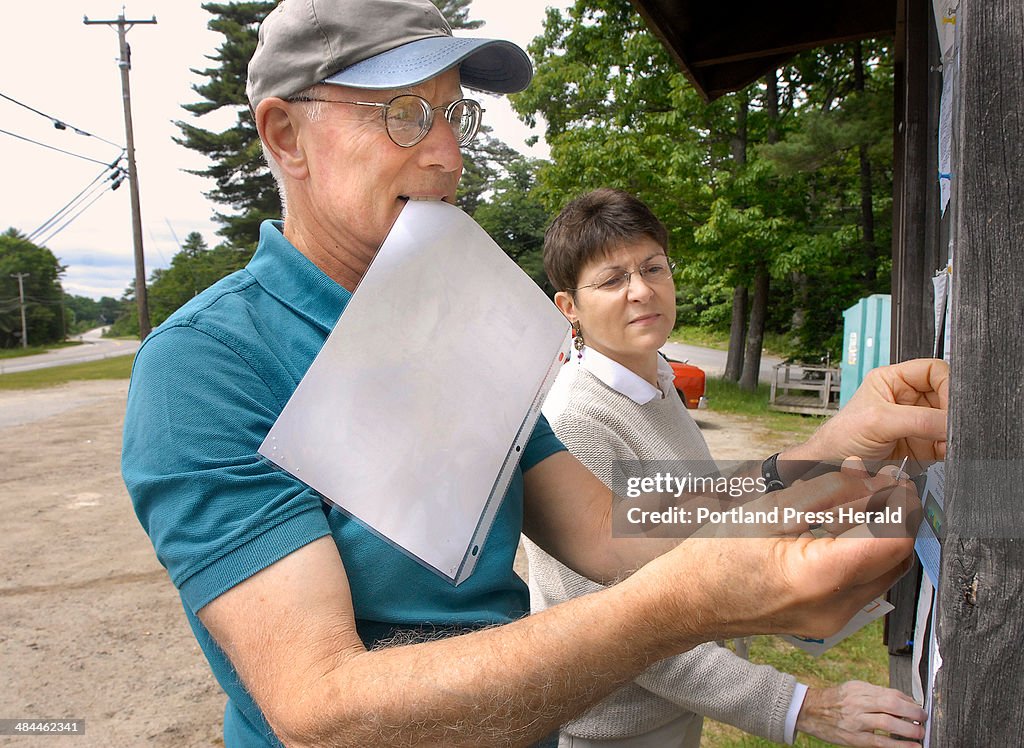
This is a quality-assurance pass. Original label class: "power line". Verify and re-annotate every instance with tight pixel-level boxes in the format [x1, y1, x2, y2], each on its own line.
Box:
[30, 178, 118, 246]
[0, 127, 117, 166]
[27, 159, 125, 243]
[34, 181, 119, 247]
[0, 91, 123, 149]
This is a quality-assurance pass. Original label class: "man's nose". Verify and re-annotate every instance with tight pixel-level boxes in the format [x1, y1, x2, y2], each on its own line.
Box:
[416, 117, 463, 173]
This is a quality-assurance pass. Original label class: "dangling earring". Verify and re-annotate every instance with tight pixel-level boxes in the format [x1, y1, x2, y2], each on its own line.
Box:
[572, 321, 584, 360]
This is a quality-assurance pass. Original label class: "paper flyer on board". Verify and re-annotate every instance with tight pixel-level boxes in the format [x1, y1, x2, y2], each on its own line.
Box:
[914, 463, 946, 587]
[259, 200, 571, 584]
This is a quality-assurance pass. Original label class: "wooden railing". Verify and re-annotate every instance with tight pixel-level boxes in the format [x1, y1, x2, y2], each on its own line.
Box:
[768, 361, 841, 416]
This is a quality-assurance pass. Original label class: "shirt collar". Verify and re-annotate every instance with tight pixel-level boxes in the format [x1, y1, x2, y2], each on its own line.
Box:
[247, 220, 352, 332]
[579, 347, 675, 405]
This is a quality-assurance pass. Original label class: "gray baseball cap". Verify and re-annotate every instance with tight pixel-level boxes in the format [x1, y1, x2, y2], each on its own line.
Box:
[246, 0, 534, 109]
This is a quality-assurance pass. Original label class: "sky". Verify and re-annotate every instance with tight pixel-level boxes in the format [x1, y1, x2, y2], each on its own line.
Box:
[1, 1, 567, 300]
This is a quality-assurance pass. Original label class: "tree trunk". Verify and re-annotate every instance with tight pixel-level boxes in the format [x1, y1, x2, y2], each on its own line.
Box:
[790, 271, 808, 336]
[766, 69, 779, 145]
[723, 284, 748, 381]
[724, 90, 751, 383]
[854, 41, 878, 282]
[739, 267, 769, 392]
[729, 89, 748, 166]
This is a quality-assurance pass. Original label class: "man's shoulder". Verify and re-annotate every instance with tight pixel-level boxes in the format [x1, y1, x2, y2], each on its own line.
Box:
[139, 265, 289, 366]
[158, 268, 260, 335]
[132, 268, 276, 391]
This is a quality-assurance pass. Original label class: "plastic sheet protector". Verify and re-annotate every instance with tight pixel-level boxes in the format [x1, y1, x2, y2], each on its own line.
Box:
[259, 200, 571, 584]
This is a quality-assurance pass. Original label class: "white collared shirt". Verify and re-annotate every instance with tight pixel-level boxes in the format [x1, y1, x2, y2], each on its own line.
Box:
[543, 347, 675, 424]
[578, 346, 676, 405]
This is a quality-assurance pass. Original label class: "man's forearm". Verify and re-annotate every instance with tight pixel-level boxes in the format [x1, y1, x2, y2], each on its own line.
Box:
[269, 567, 704, 747]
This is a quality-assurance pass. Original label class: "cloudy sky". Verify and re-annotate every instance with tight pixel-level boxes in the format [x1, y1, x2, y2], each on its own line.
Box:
[1, 0, 566, 300]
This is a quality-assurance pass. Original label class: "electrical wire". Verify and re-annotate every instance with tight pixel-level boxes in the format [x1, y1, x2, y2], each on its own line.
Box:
[28, 175, 118, 244]
[27, 159, 125, 243]
[0, 127, 117, 167]
[34, 181, 120, 246]
[0, 92, 123, 149]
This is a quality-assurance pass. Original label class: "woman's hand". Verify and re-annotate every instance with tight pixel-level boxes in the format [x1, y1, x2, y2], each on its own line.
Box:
[797, 681, 927, 747]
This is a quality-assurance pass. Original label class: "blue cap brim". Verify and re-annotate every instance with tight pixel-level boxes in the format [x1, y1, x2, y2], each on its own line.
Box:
[322, 36, 533, 94]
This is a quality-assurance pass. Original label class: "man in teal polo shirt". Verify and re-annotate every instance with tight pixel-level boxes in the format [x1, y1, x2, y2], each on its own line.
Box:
[122, 0, 949, 745]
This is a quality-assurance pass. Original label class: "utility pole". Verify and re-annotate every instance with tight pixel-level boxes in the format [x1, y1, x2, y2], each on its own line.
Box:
[84, 9, 157, 340]
[10, 273, 29, 349]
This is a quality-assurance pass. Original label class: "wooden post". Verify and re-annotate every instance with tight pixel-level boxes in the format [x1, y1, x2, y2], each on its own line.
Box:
[84, 11, 157, 340]
[887, 0, 942, 695]
[933, 0, 1024, 742]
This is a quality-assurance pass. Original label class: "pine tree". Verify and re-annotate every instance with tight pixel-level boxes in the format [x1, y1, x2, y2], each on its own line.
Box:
[175, 2, 278, 251]
[437, 0, 483, 29]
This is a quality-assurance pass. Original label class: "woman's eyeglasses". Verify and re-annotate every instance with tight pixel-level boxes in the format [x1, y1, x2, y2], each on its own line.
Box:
[569, 260, 677, 294]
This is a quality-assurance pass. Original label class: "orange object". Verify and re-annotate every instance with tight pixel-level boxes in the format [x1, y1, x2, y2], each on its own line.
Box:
[666, 358, 706, 409]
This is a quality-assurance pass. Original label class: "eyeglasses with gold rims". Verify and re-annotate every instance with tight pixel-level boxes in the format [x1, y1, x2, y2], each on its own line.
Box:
[287, 93, 484, 148]
[568, 259, 677, 294]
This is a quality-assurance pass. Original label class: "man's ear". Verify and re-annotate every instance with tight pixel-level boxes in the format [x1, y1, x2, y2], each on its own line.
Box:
[255, 98, 308, 179]
[553, 291, 577, 324]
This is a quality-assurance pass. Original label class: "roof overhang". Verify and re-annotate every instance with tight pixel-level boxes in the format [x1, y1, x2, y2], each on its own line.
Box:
[629, 0, 897, 101]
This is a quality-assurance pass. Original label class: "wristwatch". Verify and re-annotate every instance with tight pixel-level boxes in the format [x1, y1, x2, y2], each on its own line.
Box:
[761, 452, 786, 493]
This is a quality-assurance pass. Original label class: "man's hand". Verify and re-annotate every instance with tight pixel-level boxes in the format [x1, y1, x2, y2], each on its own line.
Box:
[786, 358, 949, 472]
[636, 465, 918, 645]
[797, 681, 927, 747]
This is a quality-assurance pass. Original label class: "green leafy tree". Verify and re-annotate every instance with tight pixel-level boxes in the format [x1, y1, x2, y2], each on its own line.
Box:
[64, 294, 126, 333]
[474, 156, 552, 292]
[758, 42, 895, 358]
[62, 295, 123, 331]
[514, 0, 895, 380]
[513, 0, 782, 389]
[107, 281, 139, 338]
[63, 294, 97, 333]
[109, 232, 250, 335]
[0, 229, 66, 347]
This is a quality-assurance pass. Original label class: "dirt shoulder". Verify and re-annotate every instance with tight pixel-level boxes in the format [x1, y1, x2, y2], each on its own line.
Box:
[0, 381, 222, 747]
[0, 381, 792, 747]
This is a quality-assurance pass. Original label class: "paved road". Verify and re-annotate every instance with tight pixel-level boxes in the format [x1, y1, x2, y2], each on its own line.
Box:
[0, 328, 783, 381]
[661, 341, 784, 379]
[0, 327, 141, 375]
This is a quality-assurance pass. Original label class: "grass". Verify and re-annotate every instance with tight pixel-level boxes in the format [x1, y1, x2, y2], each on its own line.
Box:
[0, 340, 84, 360]
[670, 325, 796, 360]
[0, 355, 133, 390]
[669, 324, 731, 350]
[703, 376, 825, 441]
[703, 620, 891, 747]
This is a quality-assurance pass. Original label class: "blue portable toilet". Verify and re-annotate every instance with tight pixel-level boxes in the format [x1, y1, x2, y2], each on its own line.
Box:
[840, 294, 891, 407]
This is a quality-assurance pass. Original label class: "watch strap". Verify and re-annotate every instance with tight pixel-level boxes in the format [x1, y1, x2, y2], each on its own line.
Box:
[762, 452, 786, 493]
